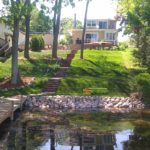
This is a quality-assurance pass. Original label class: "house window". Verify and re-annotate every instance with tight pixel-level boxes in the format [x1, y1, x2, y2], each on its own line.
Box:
[86, 20, 96, 28]
[109, 22, 116, 29]
[106, 33, 115, 41]
[99, 21, 107, 29]
[85, 33, 97, 43]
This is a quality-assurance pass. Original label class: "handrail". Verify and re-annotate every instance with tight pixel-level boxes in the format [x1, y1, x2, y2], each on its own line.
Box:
[0, 42, 9, 52]
[0, 38, 6, 46]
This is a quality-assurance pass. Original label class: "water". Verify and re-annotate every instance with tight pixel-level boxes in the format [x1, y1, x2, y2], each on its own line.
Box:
[0, 109, 150, 150]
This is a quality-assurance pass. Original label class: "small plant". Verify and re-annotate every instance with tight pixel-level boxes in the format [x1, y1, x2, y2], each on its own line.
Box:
[30, 35, 45, 51]
[117, 42, 129, 50]
[135, 73, 150, 103]
[59, 38, 67, 45]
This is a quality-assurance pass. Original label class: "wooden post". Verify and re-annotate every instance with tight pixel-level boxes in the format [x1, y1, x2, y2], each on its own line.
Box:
[20, 96, 23, 111]
[10, 101, 14, 121]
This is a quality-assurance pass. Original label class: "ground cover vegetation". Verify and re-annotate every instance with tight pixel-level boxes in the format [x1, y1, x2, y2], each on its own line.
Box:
[0, 50, 69, 97]
[57, 48, 150, 104]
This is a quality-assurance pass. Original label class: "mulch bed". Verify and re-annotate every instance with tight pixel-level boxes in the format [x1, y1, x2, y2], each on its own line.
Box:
[0, 77, 33, 90]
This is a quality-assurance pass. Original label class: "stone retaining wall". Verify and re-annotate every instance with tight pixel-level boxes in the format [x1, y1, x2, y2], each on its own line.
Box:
[25, 95, 145, 113]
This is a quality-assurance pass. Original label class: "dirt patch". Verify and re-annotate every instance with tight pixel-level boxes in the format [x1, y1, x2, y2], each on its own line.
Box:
[0, 77, 34, 90]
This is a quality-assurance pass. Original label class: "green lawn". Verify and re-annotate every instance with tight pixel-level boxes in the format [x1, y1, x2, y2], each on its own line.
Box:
[0, 50, 70, 97]
[57, 48, 148, 97]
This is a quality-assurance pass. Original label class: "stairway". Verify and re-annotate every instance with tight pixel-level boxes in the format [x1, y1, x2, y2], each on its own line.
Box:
[44, 78, 61, 93]
[54, 67, 69, 78]
[44, 49, 78, 93]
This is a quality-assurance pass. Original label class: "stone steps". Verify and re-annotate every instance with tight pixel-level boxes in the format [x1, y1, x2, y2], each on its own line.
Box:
[44, 78, 61, 92]
[43, 50, 77, 93]
[54, 67, 69, 77]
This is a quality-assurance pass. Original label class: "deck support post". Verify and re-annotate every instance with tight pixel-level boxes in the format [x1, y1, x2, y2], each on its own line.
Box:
[10, 101, 14, 121]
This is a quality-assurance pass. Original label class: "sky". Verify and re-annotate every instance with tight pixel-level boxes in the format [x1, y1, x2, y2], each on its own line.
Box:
[61, 0, 117, 21]
[0, 0, 117, 20]
[0, 0, 128, 41]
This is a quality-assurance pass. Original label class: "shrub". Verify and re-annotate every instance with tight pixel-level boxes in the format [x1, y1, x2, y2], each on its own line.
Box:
[30, 35, 45, 51]
[59, 38, 67, 45]
[135, 73, 150, 103]
[118, 42, 129, 50]
[59, 34, 73, 45]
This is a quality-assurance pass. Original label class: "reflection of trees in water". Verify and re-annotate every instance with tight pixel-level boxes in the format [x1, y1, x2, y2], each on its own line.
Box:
[123, 126, 150, 150]
[6, 122, 52, 150]
[6, 123, 150, 150]
[5, 122, 116, 150]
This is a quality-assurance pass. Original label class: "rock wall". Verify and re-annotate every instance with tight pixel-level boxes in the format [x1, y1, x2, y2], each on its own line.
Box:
[25, 95, 145, 113]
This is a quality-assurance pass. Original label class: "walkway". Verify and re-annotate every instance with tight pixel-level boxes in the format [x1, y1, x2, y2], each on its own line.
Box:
[0, 96, 26, 125]
[44, 49, 78, 93]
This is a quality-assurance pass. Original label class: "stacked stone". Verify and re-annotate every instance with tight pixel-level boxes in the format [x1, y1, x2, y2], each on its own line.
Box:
[25, 95, 145, 112]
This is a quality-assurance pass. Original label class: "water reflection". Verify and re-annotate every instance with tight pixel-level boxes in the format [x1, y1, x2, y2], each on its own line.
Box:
[0, 111, 150, 150]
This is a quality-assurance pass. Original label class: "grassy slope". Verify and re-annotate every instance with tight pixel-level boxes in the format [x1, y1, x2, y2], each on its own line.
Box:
[57, 48, 145, 96]
[0, 50, 69, 97]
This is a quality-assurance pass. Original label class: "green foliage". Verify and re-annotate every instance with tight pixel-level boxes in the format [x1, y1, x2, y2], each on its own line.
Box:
[118, 0, 150, 70]
[117, 42, 129, 50]
[135, 73, 150, 103]
[59, 33, 73, 45]
[59, 38, 67, 45]
[60, 17, 82, 34]
[0, 50, 69, 96]
[30, 35, 45, 51]
[57, 49, 138, 96]
[30, 8, 52, 33]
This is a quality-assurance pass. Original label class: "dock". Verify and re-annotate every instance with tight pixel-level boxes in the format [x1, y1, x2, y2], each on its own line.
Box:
[0, 95, 27, 125]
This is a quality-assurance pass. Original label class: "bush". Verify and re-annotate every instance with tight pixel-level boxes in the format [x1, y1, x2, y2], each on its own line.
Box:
[117, 42, 129, 50]
[135, 73, 150, 103]
[30, 35, 45, 51]
[59, 34, 73, 45]
[59, 38, 67, 45]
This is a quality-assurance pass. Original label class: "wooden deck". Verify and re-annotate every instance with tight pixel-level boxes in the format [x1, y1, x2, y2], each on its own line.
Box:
[0, 96, 27, 125]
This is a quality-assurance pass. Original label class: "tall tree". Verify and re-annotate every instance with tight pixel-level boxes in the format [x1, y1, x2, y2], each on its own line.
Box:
[10, 0, 23, 84]
[60, 17, 82, 34]
[80, 0, 90, 59]
[2, 0, 26, 84]
[49, 0, 75, 58]
[24, 0, 31, 59]
[118, 0, 150, 70]
[52, 0, 62, 58]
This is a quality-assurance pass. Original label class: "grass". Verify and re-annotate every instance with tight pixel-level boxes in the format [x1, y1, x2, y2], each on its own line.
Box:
[57, 48, 147, 97]
[0, 50, 70, 97]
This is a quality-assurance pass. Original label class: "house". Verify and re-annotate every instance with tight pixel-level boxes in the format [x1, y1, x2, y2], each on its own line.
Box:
[70, 19, 118, 46]
[0, 23, 26, 49]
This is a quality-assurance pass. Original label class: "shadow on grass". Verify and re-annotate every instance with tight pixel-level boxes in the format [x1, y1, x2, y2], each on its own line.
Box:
[0, 58, 61, 97]
[58, 58, 135, 96]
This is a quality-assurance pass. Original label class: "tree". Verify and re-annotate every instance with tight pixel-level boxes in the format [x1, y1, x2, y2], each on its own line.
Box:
[2, 0, 27, 84]
[118, 0, 150, 70]
[80, 0, 90, 59]
[60, 17, 82, 34]
[11, 0, 20, 84]
[51, 0, 75, 58]
[24, 0, 31, 59]
[30, 8, 53, 33]
[52, 0, 62, 58]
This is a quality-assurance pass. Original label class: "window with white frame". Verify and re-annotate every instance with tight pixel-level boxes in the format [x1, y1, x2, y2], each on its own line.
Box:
[86, 20, 96, 28]
[106, 33, 115, 41]
[85, 33, 97, 42]
[99, 21, 107, 29]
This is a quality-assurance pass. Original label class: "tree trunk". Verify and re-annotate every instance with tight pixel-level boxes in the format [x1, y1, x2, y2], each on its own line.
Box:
[24, 0, 30, 59]
[11, 16, 20, 85]
[52, 0, 62, 59]
[80, 0, 90, 59]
